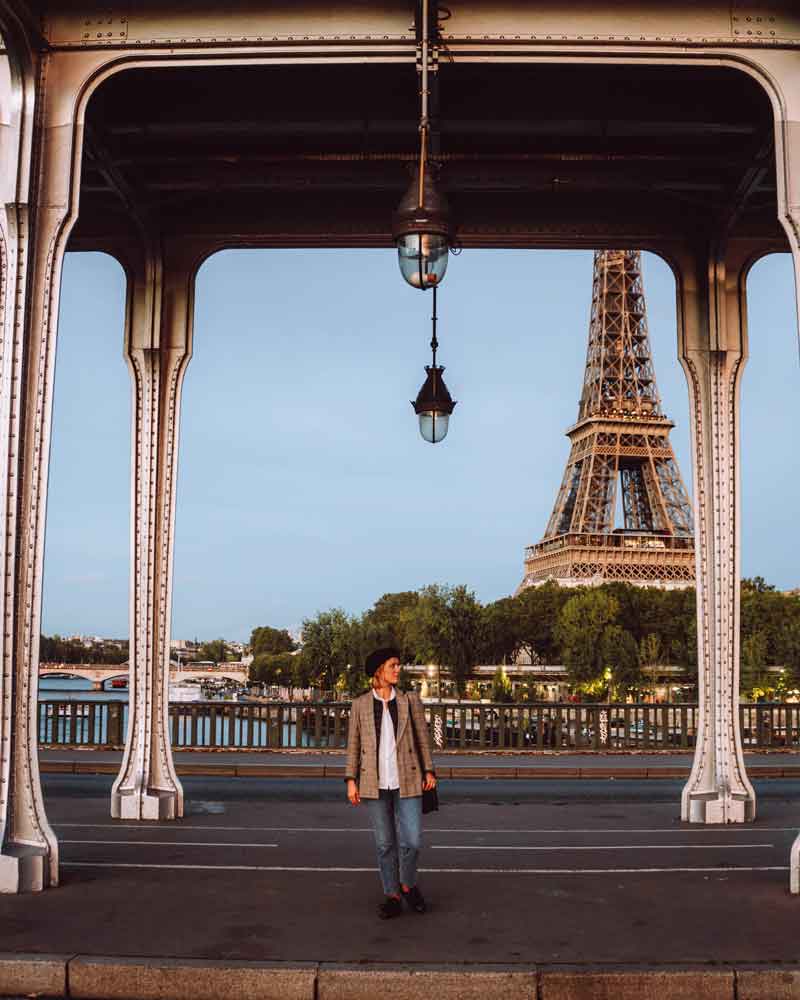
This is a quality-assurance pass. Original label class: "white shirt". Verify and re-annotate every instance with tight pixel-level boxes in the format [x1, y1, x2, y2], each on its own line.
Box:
[373, 688, 400, 790]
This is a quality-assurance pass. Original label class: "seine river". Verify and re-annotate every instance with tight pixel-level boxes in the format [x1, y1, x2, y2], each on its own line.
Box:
[37, 676, 330, 748]
[39, 675, 128, 701]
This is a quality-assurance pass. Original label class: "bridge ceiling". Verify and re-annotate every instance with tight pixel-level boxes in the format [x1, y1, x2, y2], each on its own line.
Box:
[72, 60, 781, 249]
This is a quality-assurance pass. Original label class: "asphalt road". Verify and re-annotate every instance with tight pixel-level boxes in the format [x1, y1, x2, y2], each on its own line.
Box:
[1, 773, 796, 966]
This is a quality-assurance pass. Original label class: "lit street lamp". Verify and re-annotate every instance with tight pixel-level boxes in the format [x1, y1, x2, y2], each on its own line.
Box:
[412, 286, 456, 443]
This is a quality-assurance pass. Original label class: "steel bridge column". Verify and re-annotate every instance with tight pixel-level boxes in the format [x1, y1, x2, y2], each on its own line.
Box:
[0, 22, 82, 890]
[766, 52, 800, 890]
[111, 240, 195, 821]
[676, 242, 755, 825]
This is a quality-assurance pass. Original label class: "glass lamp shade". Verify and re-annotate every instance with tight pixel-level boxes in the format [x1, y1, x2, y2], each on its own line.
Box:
[412, 365, 456, 445]
[418, 410, 450, 444]
[392, 165, 452, 290]
[396, 233, 449, 290]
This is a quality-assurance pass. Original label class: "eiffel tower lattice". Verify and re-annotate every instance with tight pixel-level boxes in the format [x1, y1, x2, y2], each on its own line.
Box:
[519, 250, 695, 591]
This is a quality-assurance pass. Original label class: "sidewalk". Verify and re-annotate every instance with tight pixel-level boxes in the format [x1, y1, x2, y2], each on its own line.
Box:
[38, 747, 800, 780]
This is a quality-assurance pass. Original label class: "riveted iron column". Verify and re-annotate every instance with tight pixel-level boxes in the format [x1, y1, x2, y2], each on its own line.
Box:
[111, 240, 195, 821]
[677, 242, 755, 825]
[0, 12, 83, 890]
[762, 49, 800, 889]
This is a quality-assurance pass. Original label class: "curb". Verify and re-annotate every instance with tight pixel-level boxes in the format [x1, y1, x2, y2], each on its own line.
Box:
[38, 760, 800, 780]
[3, 957, 800, 1000]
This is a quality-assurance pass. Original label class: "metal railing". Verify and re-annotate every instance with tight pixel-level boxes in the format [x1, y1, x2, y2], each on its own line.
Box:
[36, 699, 800, 751]
[38, 700, 800, 752]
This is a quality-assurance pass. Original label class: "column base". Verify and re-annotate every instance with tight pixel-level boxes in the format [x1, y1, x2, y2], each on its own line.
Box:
[789, 835, 800, 894]
[111, 788, 183, 821]
[0, 844, 54, 893]
[681, 787, 755, 824]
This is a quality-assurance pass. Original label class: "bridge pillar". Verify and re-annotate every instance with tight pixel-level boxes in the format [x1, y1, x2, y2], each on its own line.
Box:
[675, 241, 756, 825]
[767, 54, 800, 891]
[110, 239, 196, 821]
[0, 18, 84, 890]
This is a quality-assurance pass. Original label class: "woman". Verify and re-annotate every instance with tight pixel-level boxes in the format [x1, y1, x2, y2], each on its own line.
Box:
[345, 646, 437, 919]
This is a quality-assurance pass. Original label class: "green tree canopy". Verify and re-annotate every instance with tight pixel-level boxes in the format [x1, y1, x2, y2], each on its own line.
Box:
[249, 626, 296, 657]
[554, 589, 619, 688]
[405, 584, 484, 696]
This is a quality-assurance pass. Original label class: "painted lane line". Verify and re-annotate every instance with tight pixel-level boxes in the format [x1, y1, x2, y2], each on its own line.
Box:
[60, 862, 790, 874]
[52, 823, 800, 834]
[61, 839, 278, 848]
[431, 843, 774, 852]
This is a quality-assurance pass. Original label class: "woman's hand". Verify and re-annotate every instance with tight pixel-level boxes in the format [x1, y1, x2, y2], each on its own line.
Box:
[346, 779, 361, 805]
[423, 771, 437, 791]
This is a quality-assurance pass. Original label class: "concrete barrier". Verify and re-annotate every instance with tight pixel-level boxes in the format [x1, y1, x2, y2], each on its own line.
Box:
[0, 953, 68, 997]
[4, 957, 800, 999]
[68, 956, 316, 1000]
[317, 964, 538, 1000]
[539, 967, 733, 999]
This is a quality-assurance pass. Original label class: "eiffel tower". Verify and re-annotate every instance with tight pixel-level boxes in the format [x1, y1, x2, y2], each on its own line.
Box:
[519, 250, 695, 592]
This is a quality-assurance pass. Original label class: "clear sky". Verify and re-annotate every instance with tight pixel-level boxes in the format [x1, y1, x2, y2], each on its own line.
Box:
[42, 248, 799, 642]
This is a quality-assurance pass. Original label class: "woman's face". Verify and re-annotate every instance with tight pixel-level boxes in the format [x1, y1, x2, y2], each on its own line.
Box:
[377, 657, 401, 686]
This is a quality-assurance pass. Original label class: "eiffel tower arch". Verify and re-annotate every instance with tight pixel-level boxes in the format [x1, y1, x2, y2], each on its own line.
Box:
[519, 250, 695, 592]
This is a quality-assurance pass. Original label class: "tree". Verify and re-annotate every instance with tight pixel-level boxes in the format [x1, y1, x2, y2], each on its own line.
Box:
[490, 665, 513, 703]
[406, 584, 484, 696]
[600, 625, 642, 697]
[640, 632, 662, 693]
[740, 630, 769, 697]
[298, 609, 363, 693]
[481, 597, 521, 665]
[361, 591, 420, 662]
[249, 651, 295, 686]
[555, 590, 619, 689]
[250, 626, 295, 657]
[514, 581, 571, 664]
[196, 638, 228, 663]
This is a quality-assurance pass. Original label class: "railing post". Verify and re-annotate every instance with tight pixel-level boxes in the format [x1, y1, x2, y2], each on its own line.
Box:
[107, 703, 123, 747]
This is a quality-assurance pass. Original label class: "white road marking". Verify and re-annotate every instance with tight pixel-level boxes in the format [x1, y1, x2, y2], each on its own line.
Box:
[60, 862, 789, 874]
[432, 843, 773, 851]
[61, 839, 277, 848]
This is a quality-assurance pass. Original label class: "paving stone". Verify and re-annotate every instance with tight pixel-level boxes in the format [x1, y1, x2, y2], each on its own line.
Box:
[737, 968, 800, 999]
[318, 964, 537, 1000]
[0, 952, 68, 997]
[540, 967, 734, 1000]
[68, 956, 316, 1000]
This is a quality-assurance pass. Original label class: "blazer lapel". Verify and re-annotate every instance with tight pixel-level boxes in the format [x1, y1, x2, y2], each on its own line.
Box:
[395, 689, 409, 746]
[363, 694, 377, 750]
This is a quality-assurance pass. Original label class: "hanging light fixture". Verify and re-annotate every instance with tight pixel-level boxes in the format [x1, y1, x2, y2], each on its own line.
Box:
[412, 285, 456, 443]
[392, 0, 452, 290]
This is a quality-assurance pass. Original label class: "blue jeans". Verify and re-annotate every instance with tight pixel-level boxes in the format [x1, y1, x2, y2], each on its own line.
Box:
[366, 790, 422, 895]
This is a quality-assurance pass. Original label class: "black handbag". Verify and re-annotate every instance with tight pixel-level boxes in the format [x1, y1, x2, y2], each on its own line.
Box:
[409, 696, 439, 814]
[422, 785, 439, 815]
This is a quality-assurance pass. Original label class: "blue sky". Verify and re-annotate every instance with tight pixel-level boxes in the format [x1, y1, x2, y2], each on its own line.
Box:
[43, 249, 799, 641]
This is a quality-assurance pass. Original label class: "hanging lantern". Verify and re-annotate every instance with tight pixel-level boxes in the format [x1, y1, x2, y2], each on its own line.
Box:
[393, 165, 452, 290]
[411, 285, 456, 443]
[412, 364, 456, 443]
[392, 0, 453, 290]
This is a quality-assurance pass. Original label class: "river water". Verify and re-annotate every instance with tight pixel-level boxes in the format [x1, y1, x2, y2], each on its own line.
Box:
[37, 676, 337, 748]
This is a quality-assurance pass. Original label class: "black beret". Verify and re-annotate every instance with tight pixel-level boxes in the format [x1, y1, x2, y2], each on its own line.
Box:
[365, 646, 401, 677]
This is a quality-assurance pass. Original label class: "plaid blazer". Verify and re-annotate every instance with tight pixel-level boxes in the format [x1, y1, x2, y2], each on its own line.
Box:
[345, 688, 435, 800]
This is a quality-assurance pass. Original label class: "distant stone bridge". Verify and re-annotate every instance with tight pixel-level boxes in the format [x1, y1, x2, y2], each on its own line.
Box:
[39, 663, 248, 691]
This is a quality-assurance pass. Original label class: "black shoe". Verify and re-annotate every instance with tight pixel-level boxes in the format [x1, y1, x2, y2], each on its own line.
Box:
[378, 896, 403, 919]
[401, 885, 427, 913]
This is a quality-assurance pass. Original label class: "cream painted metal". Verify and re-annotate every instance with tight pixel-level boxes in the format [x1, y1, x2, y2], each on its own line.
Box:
[0, 1, 795, 892]
[674, 242, 757, 826]
[109, 239, 197, 821]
